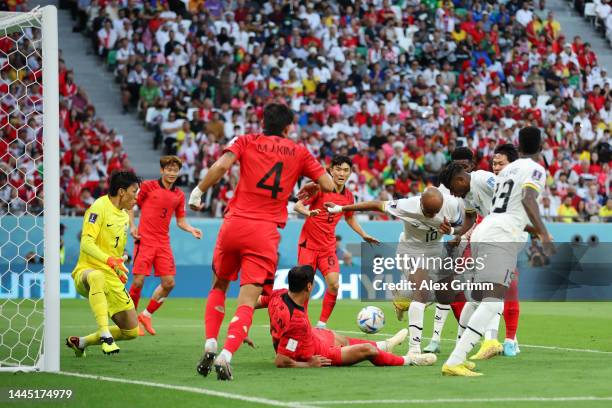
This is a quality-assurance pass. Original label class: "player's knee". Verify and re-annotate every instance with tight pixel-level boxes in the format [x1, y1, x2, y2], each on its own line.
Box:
[86, 270, 105, 289]
[132, 276, 144, 288]
[161, 279, 175, 291]
[327, 280, 340, 294]
[121, 327, 139, 340]
[358, 343, 378, 358]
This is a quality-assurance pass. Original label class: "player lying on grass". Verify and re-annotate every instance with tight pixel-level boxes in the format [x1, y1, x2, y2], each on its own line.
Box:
[128, 156, 202, 336]
[66, 171, 141, 356]
[190, 103, 335, 381]
[326, 187, 468, 366]
[294, 154, 379, 329]
[264, 265, 416, 368]
[442, 127, 553, 377]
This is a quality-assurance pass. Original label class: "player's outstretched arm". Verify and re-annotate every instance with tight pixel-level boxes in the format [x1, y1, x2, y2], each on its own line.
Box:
[294, 200, 320, 217]
[522, 187, 554, 254]
[189, 152, 237, 211]
[317, 173, 335, 192]
[325, 200, 385, 214]
[176, 217, 202, 239]
[345, 214, 380, 244]
[297, 173, 334, 201]
[274, 353, 331, 368]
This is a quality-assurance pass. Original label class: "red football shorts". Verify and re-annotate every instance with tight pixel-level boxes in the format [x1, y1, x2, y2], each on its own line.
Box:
[298, 246, 339, 276]
[313, 328, 343, 366]
[213, 217, 280, 296]
[132, 242, 176, 277]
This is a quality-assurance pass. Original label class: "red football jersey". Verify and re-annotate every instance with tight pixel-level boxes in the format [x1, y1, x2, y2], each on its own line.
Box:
[268, 289, 316, 361]
[136, 179, 186, 245]
[298, 188, 354, 251]
[223, 134, 326, 227]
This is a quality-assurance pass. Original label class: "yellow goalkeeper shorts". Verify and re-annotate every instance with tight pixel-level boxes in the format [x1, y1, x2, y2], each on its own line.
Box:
[73, 267, 135, 318]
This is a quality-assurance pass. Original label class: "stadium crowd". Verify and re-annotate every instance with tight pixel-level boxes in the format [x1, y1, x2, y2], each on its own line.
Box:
[0, 20, 132, 216]
[27, 0, 612, 221]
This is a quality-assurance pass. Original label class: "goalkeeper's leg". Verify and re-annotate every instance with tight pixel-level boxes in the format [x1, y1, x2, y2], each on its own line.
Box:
[82, 270, 111, 338]
[67, 274, 138, 356]
[68, 311, 138, 356]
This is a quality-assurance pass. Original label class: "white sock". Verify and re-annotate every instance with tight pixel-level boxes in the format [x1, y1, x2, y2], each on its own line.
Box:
[218, 349, 233, 363]
[78, 337, 87, 348]
[408, 301, 426, 353]
[142, 309, 152, 318]
[431, 304, 451, 342]
[484, 312, 502, 340]
[205, 338, 218, 353]
[447, 299, 503, 366]
[402, 355, 412, 366]
[457, 301, 478, 341]
[376, 340, 387, 351]
[99, 329, 111, 339]
[316, 321, 326, 328]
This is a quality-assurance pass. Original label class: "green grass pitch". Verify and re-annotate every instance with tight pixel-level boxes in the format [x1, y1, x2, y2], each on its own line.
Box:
[1, 299, 611, 408]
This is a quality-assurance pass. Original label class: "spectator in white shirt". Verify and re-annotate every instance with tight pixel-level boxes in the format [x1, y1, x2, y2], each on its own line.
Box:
[516, 3, 533, 27]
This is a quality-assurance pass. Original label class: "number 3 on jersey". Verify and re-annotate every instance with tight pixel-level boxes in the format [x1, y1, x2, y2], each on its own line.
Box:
[257, 162, 284, 198]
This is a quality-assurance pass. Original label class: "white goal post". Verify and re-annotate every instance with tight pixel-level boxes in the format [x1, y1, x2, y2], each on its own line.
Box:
[0, 5, 59, 372]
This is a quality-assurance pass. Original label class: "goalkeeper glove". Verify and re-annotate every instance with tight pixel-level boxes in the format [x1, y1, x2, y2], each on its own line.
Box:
[107, 255, 129, 284]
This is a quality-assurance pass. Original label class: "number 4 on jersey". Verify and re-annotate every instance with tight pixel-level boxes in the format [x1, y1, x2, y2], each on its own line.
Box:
[257, 162, 284, 199]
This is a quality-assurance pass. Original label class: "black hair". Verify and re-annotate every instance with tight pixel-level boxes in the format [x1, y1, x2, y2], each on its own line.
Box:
[330, 155, 352, 168]
[288, 265, 315, 293]
[108, 171, 140, 196]
[494, 143, 519, 163]
[438, 162, 467, 188]
[451, 147, 474, 162]
[263, 103, 294, 136]
[518, 126, 542, 155]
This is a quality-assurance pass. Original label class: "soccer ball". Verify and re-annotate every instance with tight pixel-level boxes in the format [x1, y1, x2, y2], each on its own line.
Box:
[357, 306, 385, 334]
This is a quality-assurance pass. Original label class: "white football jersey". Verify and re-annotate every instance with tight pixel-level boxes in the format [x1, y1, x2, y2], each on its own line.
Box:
[464, 170, 497, 217]
[383, 194, 463, 244]
[438, 182, 467, 214]
[472, 158, 546, 242]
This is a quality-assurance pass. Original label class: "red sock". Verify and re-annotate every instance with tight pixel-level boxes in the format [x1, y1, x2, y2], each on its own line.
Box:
[504, 277, 520, 339]
[146, 298, 164, 315]
[451, 291, 467, 321]
[319, 290, 337, 323]
[347, 337, 377, 347]
[372, 350, 405, 366]
[129, 285, 142, 309]
[204, 288, 226, 340]
[223, 305, 254, 353]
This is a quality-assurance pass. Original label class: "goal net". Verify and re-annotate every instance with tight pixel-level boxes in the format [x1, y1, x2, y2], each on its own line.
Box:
[0, 6, 59, 372]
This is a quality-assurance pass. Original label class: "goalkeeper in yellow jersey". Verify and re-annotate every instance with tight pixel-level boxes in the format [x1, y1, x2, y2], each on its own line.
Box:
[66, 171, 141, 356]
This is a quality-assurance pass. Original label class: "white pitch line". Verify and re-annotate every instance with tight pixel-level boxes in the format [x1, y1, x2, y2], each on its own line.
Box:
[56, 371, 316, 408]
[302, 396, 612, 405]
